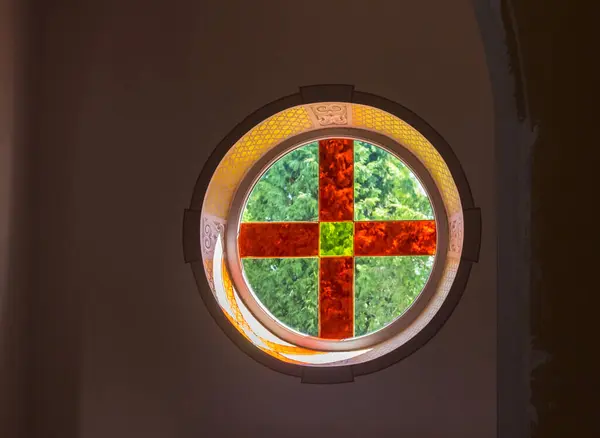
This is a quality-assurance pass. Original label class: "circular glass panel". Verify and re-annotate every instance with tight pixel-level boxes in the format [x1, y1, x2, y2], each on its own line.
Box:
[238, 139, 436, 340]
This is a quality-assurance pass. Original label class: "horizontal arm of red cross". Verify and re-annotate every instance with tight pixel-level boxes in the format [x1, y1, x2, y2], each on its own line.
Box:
[238, 220, 436, 258]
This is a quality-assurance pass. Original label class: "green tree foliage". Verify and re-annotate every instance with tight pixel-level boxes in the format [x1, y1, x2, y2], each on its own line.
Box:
[241, 140, 435, 337]
[354, 141, 433, 221]
[242, 142, 319, 222]
[354, 256, 433, 336]
[320, 222, 353, 256]
[242, 258, 318, 336]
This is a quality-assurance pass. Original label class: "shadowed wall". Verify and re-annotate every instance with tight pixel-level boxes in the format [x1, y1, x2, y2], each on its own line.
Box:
[15, 1, 499, 437]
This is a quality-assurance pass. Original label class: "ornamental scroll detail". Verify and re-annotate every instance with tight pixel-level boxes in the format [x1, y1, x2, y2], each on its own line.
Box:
[201, 214, 226, 261]
[448, 213, 464, 258]
[201, 214, 226, 287]
[309, 103, 350, 126]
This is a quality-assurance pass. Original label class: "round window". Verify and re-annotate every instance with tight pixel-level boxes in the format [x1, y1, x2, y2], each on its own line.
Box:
[187, 95, 474, 373]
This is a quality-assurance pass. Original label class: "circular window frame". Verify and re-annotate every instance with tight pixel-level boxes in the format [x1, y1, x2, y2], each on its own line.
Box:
[226, 128, 449, 352]
[183, 85, 481, 383]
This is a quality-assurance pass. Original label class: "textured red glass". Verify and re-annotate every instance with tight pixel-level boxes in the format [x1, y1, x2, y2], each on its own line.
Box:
[354, 220, 437, 256]
[239, 223, 319, 258]
[319, 257, 354, 339]
[319, 139, 354, 221]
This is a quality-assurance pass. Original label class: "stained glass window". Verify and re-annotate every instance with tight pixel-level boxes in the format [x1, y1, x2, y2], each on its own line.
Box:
[193, 99, 471, 370]
[239, 139, 436, 339]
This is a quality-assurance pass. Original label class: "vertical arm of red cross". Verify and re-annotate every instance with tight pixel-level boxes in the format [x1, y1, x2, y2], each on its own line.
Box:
[318, 139, 355, 338]
[238, 138, 436, 340]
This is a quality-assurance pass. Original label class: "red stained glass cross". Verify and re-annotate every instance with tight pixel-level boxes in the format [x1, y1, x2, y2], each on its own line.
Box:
[238, 139, 437, 340]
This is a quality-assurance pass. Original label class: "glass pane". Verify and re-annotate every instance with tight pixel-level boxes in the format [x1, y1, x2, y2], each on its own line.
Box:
[319, 139, 354, 221]
[354, 220, 436, 256]
[319, 222, 354, 257]
[242, 142, 319, 222]
[239, 223, 319, 257]
[354, 256, 434, 336]
[242, 258, 319, 336]
[354, 141, 434, 221]
[320, 256, 354, 339]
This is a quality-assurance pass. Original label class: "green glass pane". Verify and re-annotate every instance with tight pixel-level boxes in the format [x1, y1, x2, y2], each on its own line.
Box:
[354, 141, 434, 221]
[354, 256, 434, 336]
[320, 222, 354, 256]
[242, 142, 319, 222]
[242, 258, 318, 336]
